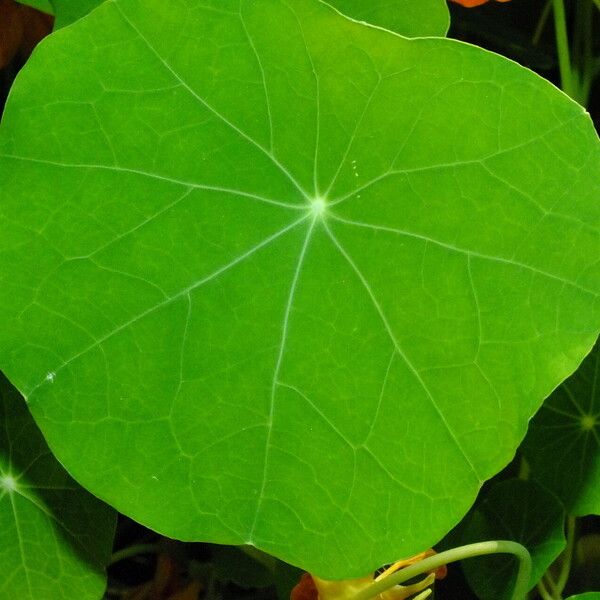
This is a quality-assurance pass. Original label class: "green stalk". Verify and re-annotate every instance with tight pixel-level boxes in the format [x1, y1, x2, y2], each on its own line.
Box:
[351, 541, 532, 600]
[551, 0, 575, 98]
[537, 575, 556, 600]
[109, 543, 160, 565]
[533, 0, 553, 46]
[555, 516, 576, 594]
[543, 572, 562, 600]
[580, 0, 594, 104]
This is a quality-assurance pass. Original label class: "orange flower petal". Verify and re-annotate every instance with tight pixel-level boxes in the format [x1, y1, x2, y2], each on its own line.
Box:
[291, 573, 319, 600]
[450, 0, 511, 6]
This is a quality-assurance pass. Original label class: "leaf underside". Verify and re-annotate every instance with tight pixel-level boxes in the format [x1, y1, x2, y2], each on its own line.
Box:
[0, 0, 598, 578]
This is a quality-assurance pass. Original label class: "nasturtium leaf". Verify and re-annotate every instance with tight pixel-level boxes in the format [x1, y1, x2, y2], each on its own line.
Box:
[49, 0, 105, 28]
[16, 0, 54, 14]
[0, 374, 115, 599]
[567, 594, 600, 600]
[324, 0, 449, 37]
[460, 479, 566, 600]
[0, 0, 598, 579]
[521, 340, 600, 516]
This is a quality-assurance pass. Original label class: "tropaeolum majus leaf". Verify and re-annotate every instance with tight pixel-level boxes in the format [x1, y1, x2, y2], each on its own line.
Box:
[0, 374, 115, 599]
[15, 0, 53, 15]
[522, 339, 600, 516]
[0, 0, 598, 579]
[459, 479, 566, 599]
[326, 0, 449, 37]
[48, 0, 103, 28]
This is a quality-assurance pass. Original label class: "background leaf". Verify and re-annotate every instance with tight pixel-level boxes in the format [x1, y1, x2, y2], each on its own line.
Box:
[521, 340, 600, 516]
[325, 0, 449, 37]
[15, 0, 53, 14]
[49, 0, 105, 28]
[459, 479, 566, 600]
[0, 374, 115, 599]
[0, 0, 598, 579]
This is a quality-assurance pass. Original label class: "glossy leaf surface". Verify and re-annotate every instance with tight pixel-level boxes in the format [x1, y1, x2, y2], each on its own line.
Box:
[460, 479, 566, 600]
[0, 375, 115, 599]
[0, 0, 598, 578]
[522, 340, 599, 516]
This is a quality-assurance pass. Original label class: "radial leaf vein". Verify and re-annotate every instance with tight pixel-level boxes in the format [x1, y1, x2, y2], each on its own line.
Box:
[323, 221, 481, 480]
[330, 214, 598, 297]
[248, 215, 318, 543]
[0, 155, 303, 212]
[27, 214, 310, 397]
[114, 3, 310, 202]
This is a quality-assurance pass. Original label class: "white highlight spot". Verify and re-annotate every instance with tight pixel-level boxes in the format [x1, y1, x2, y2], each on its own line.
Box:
[310, 197, 327, 218]
[1, 475, 17, 492]
[45, 372, 56, 383]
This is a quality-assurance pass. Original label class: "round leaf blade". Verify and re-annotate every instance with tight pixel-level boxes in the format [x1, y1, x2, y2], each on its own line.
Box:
[0, 0, 598, 578]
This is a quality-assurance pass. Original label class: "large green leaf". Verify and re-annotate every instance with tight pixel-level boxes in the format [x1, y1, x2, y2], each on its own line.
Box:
[0, 0, 598, 579]
[459, 479, 566, 600]
[521, 340, 600, 516]
[325, 0, 449, 37]
[0, 374, 115, 598]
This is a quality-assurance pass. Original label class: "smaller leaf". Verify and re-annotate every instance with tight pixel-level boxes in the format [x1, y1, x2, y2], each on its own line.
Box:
[566, 595, 600, 600]
[459, 479, 566, 600]
[49, 0, 105, 28]
[325, 0, 449, 37]
[0, 373, 115, 599]
[521, 340, 600, 516]
[15, 0, 53, 14]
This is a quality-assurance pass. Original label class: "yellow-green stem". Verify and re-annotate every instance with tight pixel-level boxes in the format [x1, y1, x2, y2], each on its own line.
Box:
[551, 0, 575, 98]
[351, 541, 532, 600]
[109, 543, 159, 565]
[555, 516, 576, 594]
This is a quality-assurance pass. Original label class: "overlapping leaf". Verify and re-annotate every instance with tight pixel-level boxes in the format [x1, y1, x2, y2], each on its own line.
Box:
[522, 340, 600, 516]
[0, 375, 115, 599]
[459, 479, 565, 600]
[48, 0, 104, 28]
[0, 0, 598, 578]
[16, 0, 53, 14]
[326, 0, 449, 37]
